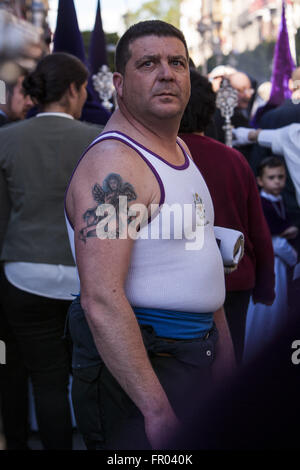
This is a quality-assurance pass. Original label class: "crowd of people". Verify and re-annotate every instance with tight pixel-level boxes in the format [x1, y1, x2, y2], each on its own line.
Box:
[0, 19, 299, 450]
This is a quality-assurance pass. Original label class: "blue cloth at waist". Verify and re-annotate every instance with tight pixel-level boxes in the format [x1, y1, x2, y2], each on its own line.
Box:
[133, 307, 213, 339]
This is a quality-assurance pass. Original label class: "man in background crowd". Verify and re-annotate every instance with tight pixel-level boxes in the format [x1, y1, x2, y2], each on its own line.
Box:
[0, 73, 33, 125]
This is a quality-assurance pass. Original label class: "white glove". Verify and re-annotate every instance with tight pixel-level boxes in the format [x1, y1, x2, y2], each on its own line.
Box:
[232, 127, 252, 147]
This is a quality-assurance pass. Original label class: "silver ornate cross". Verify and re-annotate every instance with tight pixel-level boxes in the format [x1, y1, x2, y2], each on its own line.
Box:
[216, 77, 238, 147]
[92, 64, 115, 112]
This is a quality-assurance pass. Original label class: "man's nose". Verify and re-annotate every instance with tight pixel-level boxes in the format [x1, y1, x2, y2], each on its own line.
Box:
[25, 95, 34, 108]
[158, 62, 174, 80]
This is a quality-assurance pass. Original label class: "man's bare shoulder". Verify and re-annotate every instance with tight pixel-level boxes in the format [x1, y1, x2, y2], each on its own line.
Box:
[66, 132, 161, 228]
[177, 136, 193, 160]
[76, 137, 146, 176]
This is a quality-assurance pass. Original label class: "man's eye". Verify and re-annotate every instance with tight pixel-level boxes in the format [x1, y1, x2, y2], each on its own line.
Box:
[143, 61, 153, 67]
[172, 60, 184, 67]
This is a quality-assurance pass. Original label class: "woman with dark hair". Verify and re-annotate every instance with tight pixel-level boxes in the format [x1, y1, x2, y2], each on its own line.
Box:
[179, 69, 275, 365]
[0, 53, 102, 449]
[23, 52, 89, 119]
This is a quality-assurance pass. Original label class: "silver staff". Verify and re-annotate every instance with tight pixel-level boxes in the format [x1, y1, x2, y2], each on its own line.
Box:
[31, 1, 48, 29]
[92, 64, 116, 112]
[216, 77, 238, 147]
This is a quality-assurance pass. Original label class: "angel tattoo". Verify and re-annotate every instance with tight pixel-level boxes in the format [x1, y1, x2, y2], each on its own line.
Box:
[79, 173, 137, 241]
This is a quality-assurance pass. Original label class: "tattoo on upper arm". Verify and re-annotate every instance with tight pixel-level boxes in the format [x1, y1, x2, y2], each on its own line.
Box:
[79, 173, 138, 242]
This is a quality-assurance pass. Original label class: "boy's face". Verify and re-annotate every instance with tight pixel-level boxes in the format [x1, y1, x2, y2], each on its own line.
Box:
[257, 166, 286, 196]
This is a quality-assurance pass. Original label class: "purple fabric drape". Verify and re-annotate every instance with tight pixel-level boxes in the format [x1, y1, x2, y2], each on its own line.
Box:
[87, 2, 109, 99]
[53, 0, 110, 125]
[53, 0, 86, 63]
[88, 0, 108, 74]
[251, 0, 295, 127]
[86, 0, 111, 123]
[268, 0, 295, 106]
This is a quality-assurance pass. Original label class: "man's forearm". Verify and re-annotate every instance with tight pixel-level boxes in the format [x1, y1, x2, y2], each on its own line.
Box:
[81, 292, 173, 420]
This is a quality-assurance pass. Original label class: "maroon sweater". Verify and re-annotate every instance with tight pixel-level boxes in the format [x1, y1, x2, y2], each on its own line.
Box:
[180, 134, 275, 303]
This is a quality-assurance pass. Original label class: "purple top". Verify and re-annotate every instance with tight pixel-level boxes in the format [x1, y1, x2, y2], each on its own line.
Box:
[251, 1, 295, 127]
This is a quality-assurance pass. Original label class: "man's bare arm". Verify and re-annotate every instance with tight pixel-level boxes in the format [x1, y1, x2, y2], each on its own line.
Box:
[67, 141, 178, 447]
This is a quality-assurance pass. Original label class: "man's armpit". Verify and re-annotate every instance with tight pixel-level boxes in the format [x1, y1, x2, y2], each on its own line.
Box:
[78, 172, 139, 242]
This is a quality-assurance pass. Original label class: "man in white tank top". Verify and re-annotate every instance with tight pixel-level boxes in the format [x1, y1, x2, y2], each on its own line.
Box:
[65, 20, 235, 450]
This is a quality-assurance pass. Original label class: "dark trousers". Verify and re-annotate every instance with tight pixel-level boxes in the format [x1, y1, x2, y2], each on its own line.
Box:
[68, 297, 219, 450]
[0, 269, 73, 450]
[224, 289, 252, 365]
[73, 351, 217, 450]
[0, 304, 29, 449]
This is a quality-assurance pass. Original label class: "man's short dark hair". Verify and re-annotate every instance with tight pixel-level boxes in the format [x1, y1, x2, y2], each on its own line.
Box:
[257, 156, 286, 177]
[115, 20, 189, 75]
[179, 69, 216, 134]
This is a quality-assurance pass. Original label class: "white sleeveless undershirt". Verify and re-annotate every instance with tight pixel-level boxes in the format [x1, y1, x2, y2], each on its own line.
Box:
[65, 131, 225, 313]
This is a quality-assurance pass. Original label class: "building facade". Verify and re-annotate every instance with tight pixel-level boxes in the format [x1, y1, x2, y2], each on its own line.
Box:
[180, 0, 300, 70]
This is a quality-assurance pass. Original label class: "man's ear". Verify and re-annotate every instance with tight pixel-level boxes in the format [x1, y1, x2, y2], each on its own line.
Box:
[68, 82, 77, 98]
[256, 176, 263, 188]
[113, 72, 124, 98]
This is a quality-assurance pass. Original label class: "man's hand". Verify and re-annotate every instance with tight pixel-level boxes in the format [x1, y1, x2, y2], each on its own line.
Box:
[144, 407, 181, 449]
[232, 127, 261, 147]
[280, 225, 299, 240]
[232, 127, 252, 147]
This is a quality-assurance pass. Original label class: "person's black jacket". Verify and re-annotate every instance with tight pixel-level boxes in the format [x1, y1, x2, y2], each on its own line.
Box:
[259, 99, 300, 129]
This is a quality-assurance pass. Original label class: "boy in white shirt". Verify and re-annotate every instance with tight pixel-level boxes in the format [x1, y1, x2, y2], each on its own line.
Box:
[244, 157, 298, 362]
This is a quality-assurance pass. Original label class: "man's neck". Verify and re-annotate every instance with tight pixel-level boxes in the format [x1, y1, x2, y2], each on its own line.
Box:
[192, 131, 204, 136]
[106, 108, 180, 152]
[260, 190, 282, 201]
[104, 108, 186, 166]
[42, 103, 74, 117]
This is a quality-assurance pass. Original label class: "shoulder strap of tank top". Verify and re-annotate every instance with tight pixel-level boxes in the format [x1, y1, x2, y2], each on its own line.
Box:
[93, 131, 190, 157]
[92, 131, 191, 170]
